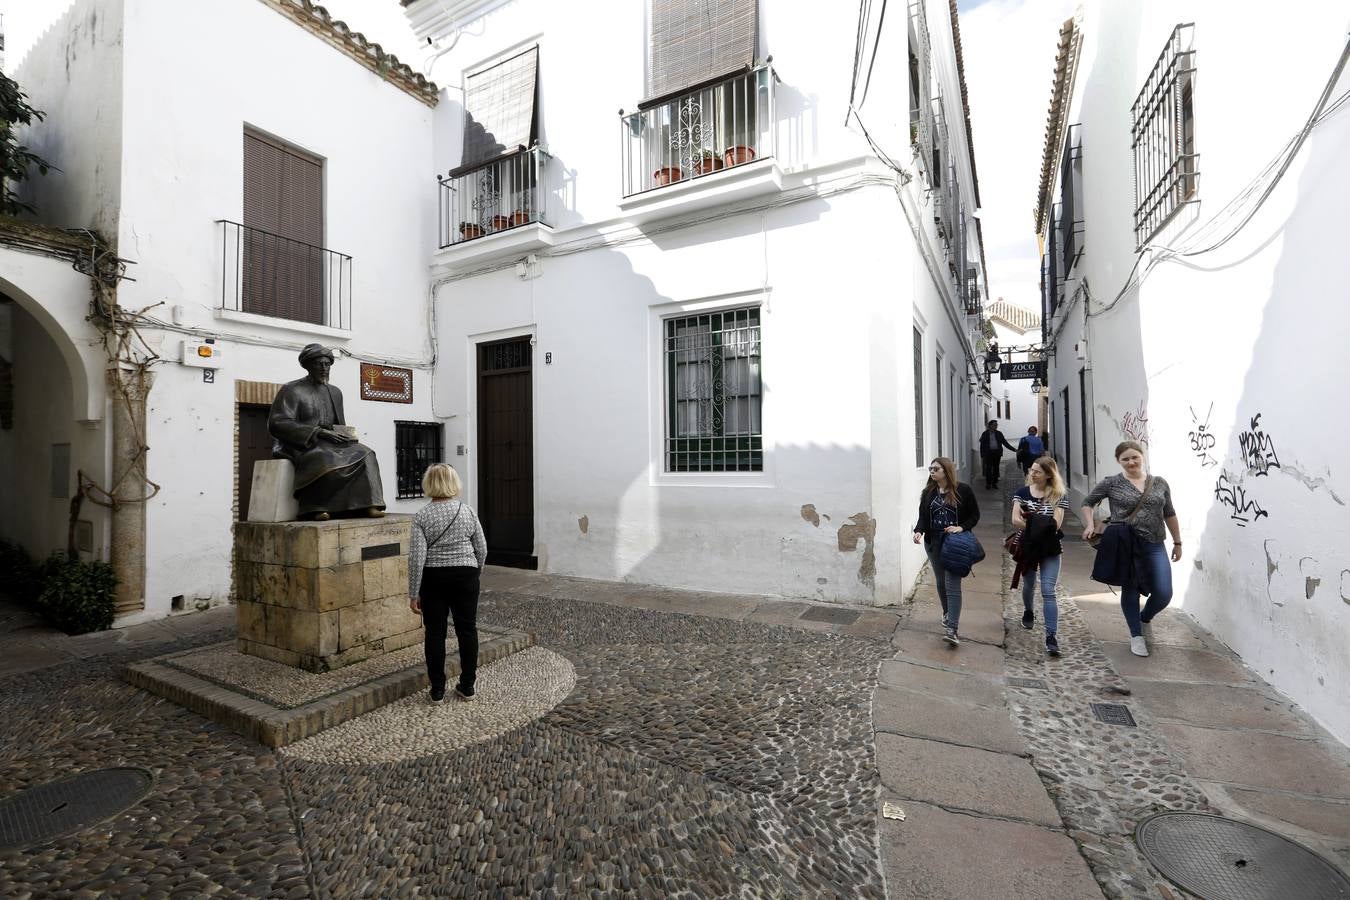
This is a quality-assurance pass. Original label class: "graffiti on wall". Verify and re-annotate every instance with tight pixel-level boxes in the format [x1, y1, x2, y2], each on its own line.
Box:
[1121, 402, 1150, 445]
[1188, 403, 1219, 468]
[1238, 414, 1281, 476]
[1215, 470, 1269, 526]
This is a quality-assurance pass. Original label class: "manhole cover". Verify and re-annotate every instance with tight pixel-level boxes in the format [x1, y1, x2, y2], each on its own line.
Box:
[0, 767, 154, 850]
[1137, 812, 1350, 900]
[799, 607, 860, 625]
[1007, 676, 1049, 690]
[1091, 702, 1137, 727]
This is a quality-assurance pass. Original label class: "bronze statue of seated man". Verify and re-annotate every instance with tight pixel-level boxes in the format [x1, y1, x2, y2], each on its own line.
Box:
[268, 344, 386, 521]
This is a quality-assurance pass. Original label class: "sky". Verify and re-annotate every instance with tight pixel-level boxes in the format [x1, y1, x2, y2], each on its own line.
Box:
[956, 0, 1077, 311]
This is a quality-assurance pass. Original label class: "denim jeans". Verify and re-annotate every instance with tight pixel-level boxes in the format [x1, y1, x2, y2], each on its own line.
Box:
[926, 542, 963, 631]
[420, 565, 481, 693]
[1021, 554, 1061, 634]
[1120, 540, 1174, 638]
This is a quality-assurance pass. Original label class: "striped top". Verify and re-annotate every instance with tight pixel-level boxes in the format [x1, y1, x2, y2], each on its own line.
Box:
[1014, 486, 1071, 519]
[408, 499, 488, 598]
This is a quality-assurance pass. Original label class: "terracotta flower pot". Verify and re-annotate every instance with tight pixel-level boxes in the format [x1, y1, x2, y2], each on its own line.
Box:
[459, 223, 484, 241]
[694, 155, 724, 176]
[490, 215, 511, 232]
[653, 166, 683, 186]
[510, 210, 531, 227]
[723, 145, 756, 167]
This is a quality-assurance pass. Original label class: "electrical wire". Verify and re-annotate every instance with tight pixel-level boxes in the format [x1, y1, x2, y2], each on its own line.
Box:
[859, 0, 889, 108]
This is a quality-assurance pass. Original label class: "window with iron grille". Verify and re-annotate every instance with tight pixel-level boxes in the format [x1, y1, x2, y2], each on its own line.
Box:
[1061, 123, 1084, 274]
[664, 307, 762, 472]
[395, 421, 443, 499]
[913, 327, 925, 466]
[935, 355, 944, 457]
[1131, 24, 1197, 248]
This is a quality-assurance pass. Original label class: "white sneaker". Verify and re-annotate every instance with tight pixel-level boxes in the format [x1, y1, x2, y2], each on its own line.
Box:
[1130, 636, 1149, 657]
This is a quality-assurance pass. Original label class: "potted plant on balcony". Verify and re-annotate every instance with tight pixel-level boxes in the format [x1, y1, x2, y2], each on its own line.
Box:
[490, 214, 511, 232]
[509, 209, 532, 227]
[653, 166, 683, 186]
[459, 222, 484, 241]
[722, 144, 756, 167]
[693, 150, 723, 176]
[910, 120, 919, 145]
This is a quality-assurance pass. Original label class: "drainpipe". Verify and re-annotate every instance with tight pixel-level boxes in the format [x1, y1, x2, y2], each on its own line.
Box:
[108, 365, 153, 616]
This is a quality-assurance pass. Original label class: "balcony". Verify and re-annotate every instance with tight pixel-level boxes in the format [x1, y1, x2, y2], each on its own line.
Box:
[434, 146, 555, 268]
[619, 66, 782, 222]
[217, 220, 352, 335]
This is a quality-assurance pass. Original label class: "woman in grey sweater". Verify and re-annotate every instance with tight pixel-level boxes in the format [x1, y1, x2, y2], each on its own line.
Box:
[1079, 441, 1183, 658]
[409, 464, 488, 702]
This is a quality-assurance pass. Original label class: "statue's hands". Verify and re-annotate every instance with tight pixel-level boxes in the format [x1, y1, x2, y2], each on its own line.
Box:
[319, 428, 355, 444]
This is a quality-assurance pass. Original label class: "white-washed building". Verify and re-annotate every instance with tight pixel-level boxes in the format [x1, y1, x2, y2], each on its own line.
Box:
[2, 0, 990, 620]
[1033, 2, 1350, 740]
[3, 0, 440, 622]
[405, 0, 989, 605]
[982, 298, 1042, 438]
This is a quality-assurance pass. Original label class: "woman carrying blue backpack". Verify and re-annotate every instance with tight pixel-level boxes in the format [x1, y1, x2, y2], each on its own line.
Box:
[912, 457, 982, 646]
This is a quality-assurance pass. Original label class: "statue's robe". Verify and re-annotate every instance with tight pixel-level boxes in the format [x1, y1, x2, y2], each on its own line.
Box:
[268, 377, 385, 516]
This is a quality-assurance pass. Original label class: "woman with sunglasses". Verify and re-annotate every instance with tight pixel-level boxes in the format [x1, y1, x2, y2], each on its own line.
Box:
[912, 457, 981, 645]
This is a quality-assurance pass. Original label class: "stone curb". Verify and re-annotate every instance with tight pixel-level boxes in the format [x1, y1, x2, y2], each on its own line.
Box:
[118, 629, 535, 748]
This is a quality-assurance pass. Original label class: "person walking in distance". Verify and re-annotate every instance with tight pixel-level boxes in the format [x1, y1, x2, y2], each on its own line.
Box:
[1012, 457, 1070, 656]
[978, 419, 1018, 490]
[1016, 426, 1045, 474]
[912, 458, 981, 646]
[1079, 441, 1182, 657]
[408, 464, 488, 702]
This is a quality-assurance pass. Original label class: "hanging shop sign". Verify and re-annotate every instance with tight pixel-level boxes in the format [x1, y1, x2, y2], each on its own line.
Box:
[1000, 361, 1046, 381]
[359, 363, 413, 403]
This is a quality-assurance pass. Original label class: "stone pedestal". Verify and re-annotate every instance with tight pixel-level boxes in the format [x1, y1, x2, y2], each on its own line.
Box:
[233, 516, 420, 672]
[247, 459, 299, 523]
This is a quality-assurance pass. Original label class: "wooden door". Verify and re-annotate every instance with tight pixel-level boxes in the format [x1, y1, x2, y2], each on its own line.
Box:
[477, 338, 535, 568]
[237, 404, 273, 522]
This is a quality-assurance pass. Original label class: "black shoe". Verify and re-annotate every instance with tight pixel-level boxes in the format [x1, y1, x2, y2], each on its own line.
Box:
[453, 685, 476, 702]
[1046, 633, 1061, 656]
[429, 686, 445, 703]
[1021, 609, 1035, 630]
[943, 627, 960, 646]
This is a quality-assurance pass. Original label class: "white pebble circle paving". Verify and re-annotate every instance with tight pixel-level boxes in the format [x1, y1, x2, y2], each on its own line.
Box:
[280, 647, 577, 765]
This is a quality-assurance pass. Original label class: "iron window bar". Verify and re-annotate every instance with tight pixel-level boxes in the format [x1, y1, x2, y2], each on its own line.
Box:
[216, 220, 352, 330]
[395, 421, 443, 499]
[620, 65, 778, 198]
[1130, 23, 1198, 248]
[1060, 123, 1085, 274]
[664, 307, 763, 472]
[437, 145, 551, 249]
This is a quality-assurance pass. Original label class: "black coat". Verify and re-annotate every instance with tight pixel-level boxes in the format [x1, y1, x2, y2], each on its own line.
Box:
[913, 483, 981, 541]
[1091, 523, 1153, 596]
[978, 429, 1017, 456]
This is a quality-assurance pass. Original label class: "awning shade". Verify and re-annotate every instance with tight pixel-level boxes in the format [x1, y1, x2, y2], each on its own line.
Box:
[460, 46, 539, 172]
[645, 0, 758, 106]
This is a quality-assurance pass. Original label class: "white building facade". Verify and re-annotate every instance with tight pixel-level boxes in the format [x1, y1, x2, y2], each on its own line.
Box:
[1033, 2, 1350, 741]
[3, 0, 990, 619]
[982, 298, 1042, 439]
[406, 0, 989, 606]
[4, 0, 440, 622]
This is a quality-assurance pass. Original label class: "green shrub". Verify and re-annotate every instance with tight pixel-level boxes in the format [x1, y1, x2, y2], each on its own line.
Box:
[37, 557, 117, 635]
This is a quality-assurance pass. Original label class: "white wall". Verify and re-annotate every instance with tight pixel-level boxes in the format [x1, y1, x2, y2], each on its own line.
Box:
[1042, 0, 1350, 741]
[13, 0, 124, 240]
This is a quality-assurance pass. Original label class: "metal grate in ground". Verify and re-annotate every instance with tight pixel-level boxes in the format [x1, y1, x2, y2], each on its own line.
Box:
[1137, 812, 1350, 899]
[1006, 676, 1049, 690]
[0, 768, 153, 850]
[799, 607, 861, 625]
[1090, 702, 1137, 727]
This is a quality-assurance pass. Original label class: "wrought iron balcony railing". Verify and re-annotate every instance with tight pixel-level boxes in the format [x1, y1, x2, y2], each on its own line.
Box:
[438, 146, 551, 249]
[620, 65, 777, 198]
[217, 220, 352, 330]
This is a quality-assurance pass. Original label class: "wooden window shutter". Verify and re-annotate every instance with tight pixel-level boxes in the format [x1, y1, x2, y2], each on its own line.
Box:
[645, 0, 758, 106]
[242, 129, 324, 324]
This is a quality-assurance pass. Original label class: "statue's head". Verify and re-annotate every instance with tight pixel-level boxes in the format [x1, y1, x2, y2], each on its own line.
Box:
[299, 344, 335, 383]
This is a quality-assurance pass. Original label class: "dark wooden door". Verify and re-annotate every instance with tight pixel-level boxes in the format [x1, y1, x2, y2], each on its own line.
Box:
[1061, 386, 1072, 489]
[477, 338, 535, 568]
[237, 404, 273, 522]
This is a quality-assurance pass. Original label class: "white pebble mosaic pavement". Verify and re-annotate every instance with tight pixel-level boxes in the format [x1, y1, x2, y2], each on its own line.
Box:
[280, 647, 577, 764]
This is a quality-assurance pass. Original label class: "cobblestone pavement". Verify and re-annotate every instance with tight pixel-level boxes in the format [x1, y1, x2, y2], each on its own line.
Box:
[0, 589, 892, 898]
